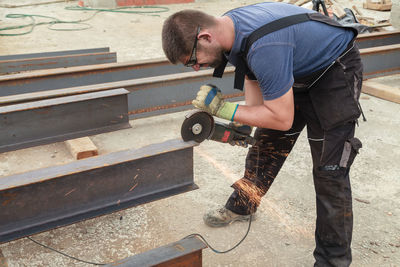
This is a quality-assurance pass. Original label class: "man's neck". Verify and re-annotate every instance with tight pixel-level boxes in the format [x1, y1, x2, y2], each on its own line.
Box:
[215, 16, 235, 52]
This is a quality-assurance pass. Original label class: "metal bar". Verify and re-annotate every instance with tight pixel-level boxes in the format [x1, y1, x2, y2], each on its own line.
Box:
[0, 139, 198, 243]
[105, 236, 207, 267]
[0, 52, 117, 74]
[360, 44, 400, 79]
[0, 88, 131, 153]
[0, 68, 239, 118]
[0, 47, 110, 61]
[356, 30, 400, 49]
[0, 59, 189, 97]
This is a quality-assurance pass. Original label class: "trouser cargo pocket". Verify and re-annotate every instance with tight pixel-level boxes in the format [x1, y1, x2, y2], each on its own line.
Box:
[340, 137, 362, 169]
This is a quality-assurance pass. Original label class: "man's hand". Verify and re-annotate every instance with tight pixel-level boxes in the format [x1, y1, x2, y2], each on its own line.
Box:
[192, 84, 238, 121]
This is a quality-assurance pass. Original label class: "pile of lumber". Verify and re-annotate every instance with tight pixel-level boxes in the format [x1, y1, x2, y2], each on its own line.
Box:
[282, 0, 392, 30]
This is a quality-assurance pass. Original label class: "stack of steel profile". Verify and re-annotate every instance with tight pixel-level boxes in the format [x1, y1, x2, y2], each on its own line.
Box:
[0, 48, 201, 245]
[0, 30, 399, 257]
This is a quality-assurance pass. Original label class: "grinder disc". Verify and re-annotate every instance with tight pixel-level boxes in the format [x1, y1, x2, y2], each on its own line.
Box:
[181, 111, 214, 143]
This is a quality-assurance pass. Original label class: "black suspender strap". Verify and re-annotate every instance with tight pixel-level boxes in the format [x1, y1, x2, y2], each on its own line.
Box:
[244, 13, 311, 55]
[213, 56, 228, 78]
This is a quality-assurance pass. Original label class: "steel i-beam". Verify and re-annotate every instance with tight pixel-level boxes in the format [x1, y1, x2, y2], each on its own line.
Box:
[356, 31, 400, 49]
[0, 139, 198, 243]
[361, 44, 400, 79]
[0, 47, 110, 61]
[0, 68, 240, 118]
[0, 52, 117, 74]
[105, 236, 207, 267]
[0, 59, 189, 97]
[0, 88, 130, 153]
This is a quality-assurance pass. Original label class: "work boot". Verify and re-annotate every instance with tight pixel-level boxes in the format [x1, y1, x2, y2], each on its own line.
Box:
[203, 206, 255, 227]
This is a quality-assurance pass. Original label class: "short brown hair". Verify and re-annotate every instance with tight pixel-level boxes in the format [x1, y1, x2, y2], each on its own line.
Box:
[162, 10, 216, 64]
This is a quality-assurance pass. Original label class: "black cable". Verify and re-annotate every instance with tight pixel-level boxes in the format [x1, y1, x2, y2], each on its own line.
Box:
[27, 214, 252, 264]
[183, 214, 253, 254]
[26, 236, 107, 266]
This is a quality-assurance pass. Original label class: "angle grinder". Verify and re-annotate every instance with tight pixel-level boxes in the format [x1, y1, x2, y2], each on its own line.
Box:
[181, 110, 256, 147]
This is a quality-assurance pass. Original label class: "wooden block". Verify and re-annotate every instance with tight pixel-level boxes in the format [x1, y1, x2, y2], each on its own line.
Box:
[65, 137, 98, 160]
[362, 81, 400, 104]
[331, 0, 347, 18]
[352, 5, 364, 16]
[295, 0, 311, 6]
[0, 249, 8, 267]
[363, 0, 392, 11]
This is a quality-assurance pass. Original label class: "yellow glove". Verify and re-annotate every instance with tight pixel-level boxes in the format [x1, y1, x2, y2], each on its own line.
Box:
[192, 84, 238, 121]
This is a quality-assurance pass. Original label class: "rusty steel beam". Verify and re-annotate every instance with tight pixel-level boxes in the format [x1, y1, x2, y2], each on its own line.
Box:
[0, 58, 188, 97]
[0, 88, 130, 153]
[361, 44, 400, 79]
[356, 30, 400, 49]
[0, 47, 110, 61]
[0, 139, 198, 243]
[0, 68, 240, 119]
[0, 52, 117, 74]
[105, 236, 207, 267]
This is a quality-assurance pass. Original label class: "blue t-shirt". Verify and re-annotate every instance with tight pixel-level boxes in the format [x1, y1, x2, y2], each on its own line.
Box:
[225, 2, 354, 100]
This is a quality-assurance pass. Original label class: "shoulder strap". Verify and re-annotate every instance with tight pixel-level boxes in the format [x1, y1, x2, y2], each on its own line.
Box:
[213, 13, 312, 90]
[244, 13, 311, 56]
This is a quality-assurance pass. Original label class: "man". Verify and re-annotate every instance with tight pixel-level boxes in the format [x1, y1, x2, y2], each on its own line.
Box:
[162, 2, 363, 266]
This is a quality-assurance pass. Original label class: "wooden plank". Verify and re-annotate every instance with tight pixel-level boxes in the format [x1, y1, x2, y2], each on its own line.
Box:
[65, 137, 98, 160]
[362, 81, 400, 103]
[363, 0, 392, 11]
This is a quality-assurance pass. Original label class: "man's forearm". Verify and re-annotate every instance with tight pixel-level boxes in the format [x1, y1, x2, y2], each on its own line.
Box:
[234, 105, 292, 130]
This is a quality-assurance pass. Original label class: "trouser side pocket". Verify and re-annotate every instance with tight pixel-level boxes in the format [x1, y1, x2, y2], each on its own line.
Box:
[339, 137, 362, 169]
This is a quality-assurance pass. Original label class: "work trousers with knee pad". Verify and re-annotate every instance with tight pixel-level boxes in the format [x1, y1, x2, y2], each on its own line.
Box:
[225, 45, 363, 267]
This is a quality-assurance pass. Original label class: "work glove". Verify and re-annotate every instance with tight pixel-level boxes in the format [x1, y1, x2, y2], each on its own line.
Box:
[192, 84, 239, 121]
[228, 122, 255, 148]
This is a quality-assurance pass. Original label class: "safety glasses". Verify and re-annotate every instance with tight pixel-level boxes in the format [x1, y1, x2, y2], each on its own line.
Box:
[184, 26, 201, 67]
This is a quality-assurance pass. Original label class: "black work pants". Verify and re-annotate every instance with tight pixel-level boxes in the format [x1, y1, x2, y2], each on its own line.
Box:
[225, 46, 363, 266]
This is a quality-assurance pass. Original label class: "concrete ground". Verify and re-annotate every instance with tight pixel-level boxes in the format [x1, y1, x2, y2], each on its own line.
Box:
[0, 0, 399, 266]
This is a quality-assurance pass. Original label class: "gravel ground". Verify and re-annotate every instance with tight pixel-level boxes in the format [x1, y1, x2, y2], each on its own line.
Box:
[0, 0, 399, 266]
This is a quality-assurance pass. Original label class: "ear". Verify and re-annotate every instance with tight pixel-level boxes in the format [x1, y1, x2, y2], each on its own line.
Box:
[198, 31, 212, 43]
